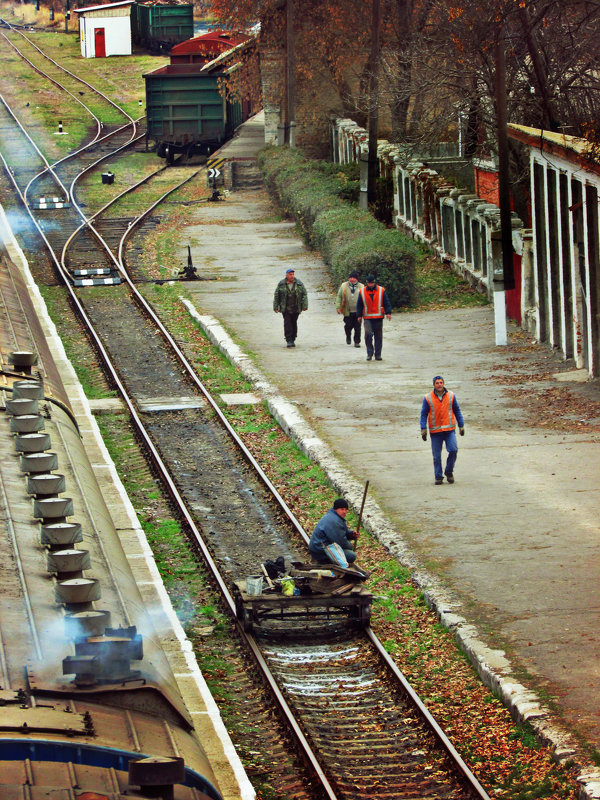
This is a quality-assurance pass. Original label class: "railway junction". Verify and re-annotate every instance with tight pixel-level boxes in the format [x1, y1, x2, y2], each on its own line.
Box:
[181, 113, 600, 778]
[0, 18, 598, 796]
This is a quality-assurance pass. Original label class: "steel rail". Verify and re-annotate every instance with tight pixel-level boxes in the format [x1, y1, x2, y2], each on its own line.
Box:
[367, 627, 490, 799]
[0, 29, 103, 147]
[1, 56, 492, 796]
[115, 220, 312, 545]
[0, 93, 70, 201]
[61, 132, 148, 273]
[109, 177, 493, 800]
[0, 19, 135, 131]
[0, 94, 139, 283]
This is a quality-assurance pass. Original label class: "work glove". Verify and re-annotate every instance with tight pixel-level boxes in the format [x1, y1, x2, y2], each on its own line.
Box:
[421, 430, 427, 441]
[459, 427, 465, 436]
[348, 530, 359, 541]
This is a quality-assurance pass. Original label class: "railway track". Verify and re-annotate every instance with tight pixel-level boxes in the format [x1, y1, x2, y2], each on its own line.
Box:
[0, 27, 493, 800]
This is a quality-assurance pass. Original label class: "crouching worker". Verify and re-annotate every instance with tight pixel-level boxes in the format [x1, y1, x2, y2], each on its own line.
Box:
[308, 498, 358, 565]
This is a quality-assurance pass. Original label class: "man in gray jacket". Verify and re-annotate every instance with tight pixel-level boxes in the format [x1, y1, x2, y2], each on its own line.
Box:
[308, 498, 358, 564]
[273, 268, 308, 348]
[336, 271, 363, 347]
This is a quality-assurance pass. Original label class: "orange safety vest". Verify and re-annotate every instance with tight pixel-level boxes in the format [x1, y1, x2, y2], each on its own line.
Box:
[360, 285, 385, 318]
[425, 390, 456, 433]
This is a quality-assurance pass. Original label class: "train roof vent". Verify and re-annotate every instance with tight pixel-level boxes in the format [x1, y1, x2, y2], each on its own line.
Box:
[65, 609, 112, 639]
[13, 379, 44, 399]
[28, 473, 66, 497]
[6, 397, 39, 415]
[128, 756, 185, 800]
[9, 414, 45, 433]
[21, 451, 59, 473]
[34, 496, 74, 520]
[9, 351, 38, 373]
[47, 548, 91, 574]
[41, 521, 83, 546]
[14, 432, 51, 453]
[56, 577, 101, 604]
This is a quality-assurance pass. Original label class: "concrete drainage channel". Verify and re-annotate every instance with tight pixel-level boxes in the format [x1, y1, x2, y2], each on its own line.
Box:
[182, 300, 600, 797]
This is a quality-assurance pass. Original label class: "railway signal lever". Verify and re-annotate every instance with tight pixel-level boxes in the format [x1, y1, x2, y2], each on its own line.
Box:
[178, 245, 198, 280]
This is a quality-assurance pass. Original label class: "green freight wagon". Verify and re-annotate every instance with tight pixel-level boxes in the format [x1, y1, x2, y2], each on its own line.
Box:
[143, 65, 245, 159]
[131, 2, 194, 52]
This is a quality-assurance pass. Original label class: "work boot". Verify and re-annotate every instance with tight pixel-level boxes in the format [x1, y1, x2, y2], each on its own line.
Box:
[354, 342, 360, 347]
[435, 478, 443, 485]
[446, 474, 455, 483]
[375, 356, 382, 361]
[286, 341, 293, 348]
[346, 335, 351, 345]
[366, 355, 372, 361]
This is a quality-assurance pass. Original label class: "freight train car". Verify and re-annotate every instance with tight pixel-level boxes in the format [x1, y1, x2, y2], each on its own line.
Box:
[169, 30, 250, 65]
[131, 1, 194, 52]
[0, 238, 238, 798]
[143, 57, 252, 159]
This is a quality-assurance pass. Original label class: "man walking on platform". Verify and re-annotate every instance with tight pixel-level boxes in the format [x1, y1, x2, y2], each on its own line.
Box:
[273, 268, 308, 348]
[420, 376, 465, 485]
[336, 271, 363, 346]
[357, 275, 391, 361]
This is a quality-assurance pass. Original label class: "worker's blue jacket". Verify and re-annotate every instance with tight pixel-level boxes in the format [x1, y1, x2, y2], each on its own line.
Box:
[308, 508, 354, 557]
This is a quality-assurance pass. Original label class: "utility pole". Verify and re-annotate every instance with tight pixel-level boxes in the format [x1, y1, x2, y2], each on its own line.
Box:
[366, 0, 381, 206]
[493, 36, 514, 346]
[286, 0, 296, 146]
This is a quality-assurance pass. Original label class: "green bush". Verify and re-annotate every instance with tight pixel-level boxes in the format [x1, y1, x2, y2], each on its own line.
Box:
[257, 145, 416, 307]
[314, 160, 360, 203]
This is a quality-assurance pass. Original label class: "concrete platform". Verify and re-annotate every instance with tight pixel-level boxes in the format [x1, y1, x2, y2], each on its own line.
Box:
[181, 115, 600, 781]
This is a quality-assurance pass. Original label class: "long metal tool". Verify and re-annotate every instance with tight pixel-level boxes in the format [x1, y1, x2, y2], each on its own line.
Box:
[354, 480, 369, 548]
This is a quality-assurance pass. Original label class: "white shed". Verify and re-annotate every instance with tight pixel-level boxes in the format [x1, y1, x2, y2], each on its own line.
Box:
[74, 0, 134, 58]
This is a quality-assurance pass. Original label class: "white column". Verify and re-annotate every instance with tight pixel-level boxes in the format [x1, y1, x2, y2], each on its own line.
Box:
[494, 288, 508, 345]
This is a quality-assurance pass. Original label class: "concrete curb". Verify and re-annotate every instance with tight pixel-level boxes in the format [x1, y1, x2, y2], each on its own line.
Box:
[183, 300, 600, 798]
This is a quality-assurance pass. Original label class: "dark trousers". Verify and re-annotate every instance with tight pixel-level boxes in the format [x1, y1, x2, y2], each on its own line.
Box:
[283, 311, 299, 342]
[364, 318, 383, 358]
[343, 313, 361, 344]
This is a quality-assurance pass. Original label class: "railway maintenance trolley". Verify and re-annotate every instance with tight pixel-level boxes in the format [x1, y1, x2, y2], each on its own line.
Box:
[234, 563, 372, 633]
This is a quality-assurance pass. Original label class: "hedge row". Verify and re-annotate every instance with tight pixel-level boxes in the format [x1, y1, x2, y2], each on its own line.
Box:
[256, 145, 417, 308]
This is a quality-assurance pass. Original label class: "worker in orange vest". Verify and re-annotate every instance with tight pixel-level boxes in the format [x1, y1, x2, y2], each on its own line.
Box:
[356, 275, 391, 361]
[420, 376, 465, 485]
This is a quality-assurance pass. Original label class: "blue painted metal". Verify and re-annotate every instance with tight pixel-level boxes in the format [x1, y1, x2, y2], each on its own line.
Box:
[0, 739, 223, 799]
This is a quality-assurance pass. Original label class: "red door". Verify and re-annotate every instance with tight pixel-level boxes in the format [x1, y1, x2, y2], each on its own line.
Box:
[94, 27, 106, 57]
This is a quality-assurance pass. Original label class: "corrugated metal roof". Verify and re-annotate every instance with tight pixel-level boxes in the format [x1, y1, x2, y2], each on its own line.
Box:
[73, 0, 134, 14]
[170, 30, 249, 55]
[508, 124, 599, 174]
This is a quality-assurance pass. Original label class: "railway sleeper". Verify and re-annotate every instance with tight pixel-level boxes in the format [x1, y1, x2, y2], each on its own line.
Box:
[326, 743, 428, 759]
[329, 760, 434, 776]
[334, 777, 463, 797]
[300, 707, 423, 721]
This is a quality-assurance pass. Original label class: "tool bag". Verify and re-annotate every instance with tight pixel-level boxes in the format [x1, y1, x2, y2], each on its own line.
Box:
[324, 542, 349, 569]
